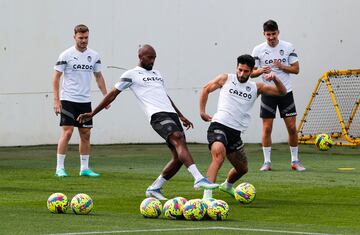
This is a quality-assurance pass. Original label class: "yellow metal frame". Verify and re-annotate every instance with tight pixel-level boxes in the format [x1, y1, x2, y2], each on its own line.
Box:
[297, 69, 360, 146]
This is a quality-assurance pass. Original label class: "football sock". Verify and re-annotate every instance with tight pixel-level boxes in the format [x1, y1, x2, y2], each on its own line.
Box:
[203, 189, 213, 199]
[262, 146, 271, 163]
[290, 146, 299, 162]
[56, 154, 66, 171]
[80, 155, 89, 171]
[149, 175, 167, 189]
[222, 180, 234, 189]
[187, 164, 204, 182]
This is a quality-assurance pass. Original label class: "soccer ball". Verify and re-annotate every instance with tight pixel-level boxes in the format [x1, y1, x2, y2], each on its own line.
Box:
[71, 193, 94, 215]
[315, 133, 334, 151]
[234, 182, 256, 204]
[47, 192, 69, 213]
[163, 197, 187, 219]
[140, 197, 162, 218]
[206, 199, 229, 220]
[182, 199, 206, 221]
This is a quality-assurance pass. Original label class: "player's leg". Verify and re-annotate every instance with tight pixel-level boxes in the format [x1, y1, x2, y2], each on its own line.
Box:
[76, 102, 100, 177]
[146, 146, 182, 200]
[56, 125, 74, 177]
[150, 112, 218, 190]
[279, 92, 305, 171]
[220, 151, 248, 198]
[260, 95, 277, 171]
[55, 100, 77, 177]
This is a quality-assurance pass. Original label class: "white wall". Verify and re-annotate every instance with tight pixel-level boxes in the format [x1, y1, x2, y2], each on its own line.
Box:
[0, 0, 359, 146]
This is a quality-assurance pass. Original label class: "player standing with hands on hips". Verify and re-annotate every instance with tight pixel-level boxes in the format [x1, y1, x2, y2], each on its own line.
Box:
[53, 24, 109, 177]
[251, 20, 305, 171]
[77, 44, 219, 200]
[200, 54, 287, 199]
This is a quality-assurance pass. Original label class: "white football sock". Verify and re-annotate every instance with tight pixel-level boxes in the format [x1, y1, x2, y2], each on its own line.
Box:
[56, 154, 66, 171]
[149, 175, 167, 189]
[187, 164, 204, 182]
[290, 146, 299, 162]
[203, 189, 213, 199]
[222, 179, 234, 189]
[80, 155, 89, 171]
[262, 146, 272, 163]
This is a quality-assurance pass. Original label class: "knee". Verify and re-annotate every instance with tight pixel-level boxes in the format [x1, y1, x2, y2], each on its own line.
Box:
[211, 145, 226, 165]
[169, 131, 185, 145]
[288, 126, 297, 136]
[62, 129, 73, 140]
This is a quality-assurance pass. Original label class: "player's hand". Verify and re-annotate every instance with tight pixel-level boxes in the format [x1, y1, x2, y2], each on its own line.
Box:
[261, 66, 272, 74]
[54, 101, 61, 116]
[273, 60, 283, 70]
[264, 73, 276, 82]
[200, 112, 212, 122]
[77, 113, 93, 123]
[179, 116, 194, 130]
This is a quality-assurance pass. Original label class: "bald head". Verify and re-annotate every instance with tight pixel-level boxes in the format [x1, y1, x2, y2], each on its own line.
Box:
[138, 44, 157, 70]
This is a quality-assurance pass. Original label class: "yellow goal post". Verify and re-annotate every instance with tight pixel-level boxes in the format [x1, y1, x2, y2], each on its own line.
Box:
[297, 69, 360, 146]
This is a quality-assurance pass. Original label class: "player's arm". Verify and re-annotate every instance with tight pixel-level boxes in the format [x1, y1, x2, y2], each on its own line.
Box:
[77, 88, 121, 123]
[257, 74, 287, 96]
[199, 74, 227, 122]
[251, 66, 272, 78]
[168, 96, 194, 130]
[273, 61, 299, 74]
[52, 70, 63, 115]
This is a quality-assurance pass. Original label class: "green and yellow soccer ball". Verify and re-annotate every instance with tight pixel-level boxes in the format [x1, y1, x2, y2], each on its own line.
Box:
[140, 197, 162, 218]
[234, 182, 256, 204]
[163, 197, 187, 219]
[206, 199, 229, 220]
[71, 193, 94, 215]
[182, 199, 206, 221]
[315, 133, 334, 151]
[47, 192, 69, 213]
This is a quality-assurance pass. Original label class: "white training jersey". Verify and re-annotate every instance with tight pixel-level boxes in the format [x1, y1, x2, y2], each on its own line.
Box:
[212, 74, 258, 132]
[252, 40, 298, 92]
[114, 66, 176, 121]
[54, 46, 101, 103]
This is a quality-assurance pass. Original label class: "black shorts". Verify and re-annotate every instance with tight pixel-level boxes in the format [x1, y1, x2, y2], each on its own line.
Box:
[207, 122, 244, 154]
[260, 91, 297, 119]
[150, 112, 184, 144]
[60, 100, 92, 128]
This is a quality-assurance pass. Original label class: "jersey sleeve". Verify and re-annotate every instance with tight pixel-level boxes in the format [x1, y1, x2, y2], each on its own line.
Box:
[288, 43, 299, 65]
[251, 46, 260, 68]
[93, 54, 102, 72]
[54, 52, 67, 72]
[114, 70, 133, 91]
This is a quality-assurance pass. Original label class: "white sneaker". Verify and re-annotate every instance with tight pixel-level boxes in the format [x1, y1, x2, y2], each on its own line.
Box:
[145, 187, 168, 201]
[194, 177, 219, 190]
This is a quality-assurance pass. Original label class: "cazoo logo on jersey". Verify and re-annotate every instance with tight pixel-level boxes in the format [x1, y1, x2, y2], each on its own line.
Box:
[73, 64, 93, 70]
[229, 89, 252, 99]
[142, 76, 163, 82]
[265, 58, 286, 64]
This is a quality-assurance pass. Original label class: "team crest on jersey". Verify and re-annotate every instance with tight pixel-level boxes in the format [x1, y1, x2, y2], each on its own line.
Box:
[246, 86, 251, 92]
[87, 56, 92, 62]
[279, 50, 284, 56]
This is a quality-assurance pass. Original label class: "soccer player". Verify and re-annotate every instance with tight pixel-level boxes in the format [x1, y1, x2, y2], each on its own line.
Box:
[77, 44, 219, 200]
[200, 54, 286, 199]
[251, 20, 306, 171]
[52, 24, 109, 177]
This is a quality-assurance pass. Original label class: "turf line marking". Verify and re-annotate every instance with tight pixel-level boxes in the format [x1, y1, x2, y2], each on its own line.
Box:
[46, 226, 341, 235]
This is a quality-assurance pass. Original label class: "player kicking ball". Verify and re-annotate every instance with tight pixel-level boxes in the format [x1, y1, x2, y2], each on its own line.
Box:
[199, 54, 286, 199]
[77, 44, 218, 200]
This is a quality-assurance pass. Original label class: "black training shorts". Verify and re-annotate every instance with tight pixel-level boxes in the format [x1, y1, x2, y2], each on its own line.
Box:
[60, 100, 92, 128]
[260, 91, 297, 119]
[150, 112, 184, 144]
[207, 122, 244, 154]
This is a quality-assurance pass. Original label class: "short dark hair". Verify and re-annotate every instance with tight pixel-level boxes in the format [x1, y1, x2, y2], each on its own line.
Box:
[237, 54, 255, 69]
[263, 20, 278, 32]
[74, 24, 89, 34]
